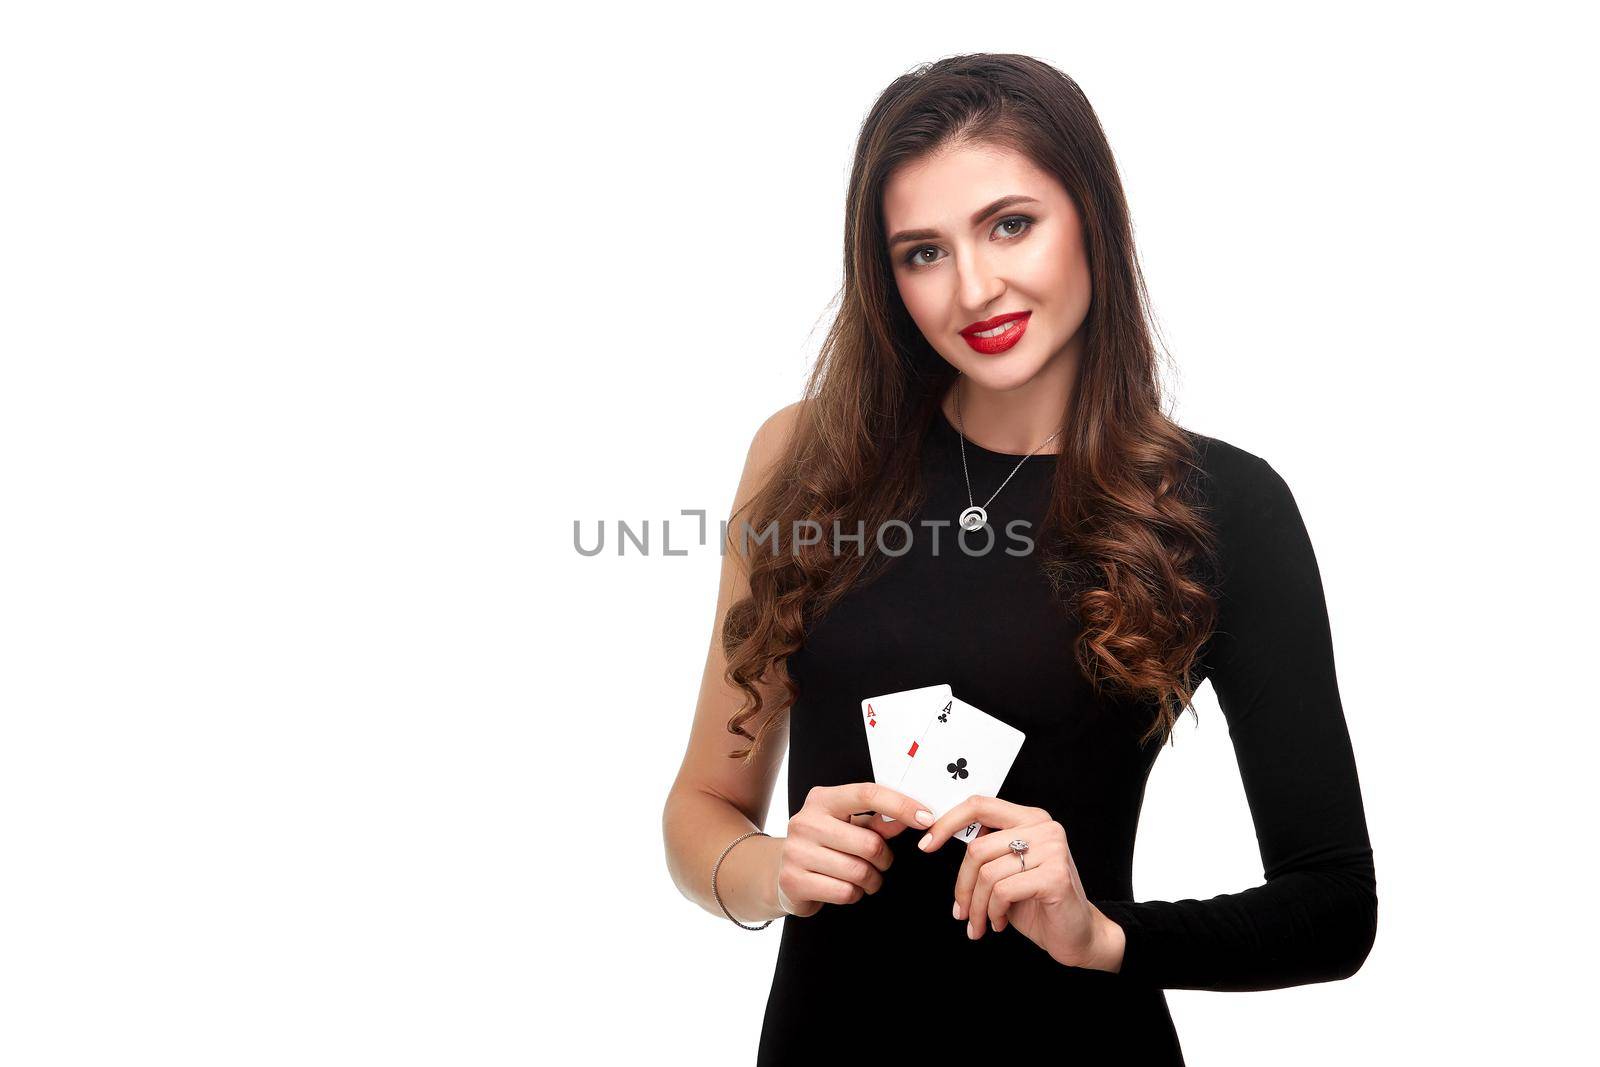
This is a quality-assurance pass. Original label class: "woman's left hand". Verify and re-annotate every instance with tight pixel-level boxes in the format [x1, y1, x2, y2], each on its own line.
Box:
[918, 795, 1123, 971]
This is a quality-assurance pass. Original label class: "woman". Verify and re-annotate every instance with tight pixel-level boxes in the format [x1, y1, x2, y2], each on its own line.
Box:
[662, 53, 1376, 1064]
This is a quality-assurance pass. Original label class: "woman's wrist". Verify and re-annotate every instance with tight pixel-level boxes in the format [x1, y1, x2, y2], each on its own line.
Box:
[1082, 907, 1126, 973]
[716, 832, 787, 922]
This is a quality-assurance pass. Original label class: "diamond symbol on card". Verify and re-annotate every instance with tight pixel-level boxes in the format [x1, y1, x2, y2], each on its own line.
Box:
[946, 757, 969, 780]
[866, 703, 876, 727]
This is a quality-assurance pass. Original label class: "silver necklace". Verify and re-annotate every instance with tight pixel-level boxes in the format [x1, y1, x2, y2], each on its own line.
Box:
[952, 377, 1063, 531]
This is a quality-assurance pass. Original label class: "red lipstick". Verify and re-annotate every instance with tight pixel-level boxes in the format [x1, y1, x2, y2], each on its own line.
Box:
[959, 311, 1031, 355]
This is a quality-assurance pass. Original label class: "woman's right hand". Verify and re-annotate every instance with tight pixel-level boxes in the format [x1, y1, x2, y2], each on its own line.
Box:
[774, 783, 935, 918]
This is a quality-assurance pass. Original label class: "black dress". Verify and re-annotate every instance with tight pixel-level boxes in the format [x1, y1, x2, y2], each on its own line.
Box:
[754, 412, 1378, 1065]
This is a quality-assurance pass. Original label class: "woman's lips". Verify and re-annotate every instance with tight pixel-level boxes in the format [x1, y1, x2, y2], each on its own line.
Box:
[960, 311, 1031, 355]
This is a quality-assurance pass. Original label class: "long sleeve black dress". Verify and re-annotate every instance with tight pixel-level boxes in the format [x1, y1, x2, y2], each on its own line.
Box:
[754, 412, 1378, 1065]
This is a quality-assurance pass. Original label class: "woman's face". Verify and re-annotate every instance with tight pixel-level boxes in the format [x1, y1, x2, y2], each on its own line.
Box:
[883, 142, 1091, 393]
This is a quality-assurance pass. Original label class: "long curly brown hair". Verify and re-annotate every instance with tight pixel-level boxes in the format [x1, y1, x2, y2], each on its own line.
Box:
[722, 54, 1220, 761]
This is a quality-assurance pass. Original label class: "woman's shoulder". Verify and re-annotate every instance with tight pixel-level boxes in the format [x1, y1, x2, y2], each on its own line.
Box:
[1178, 429, 1320, 594]
[739, 400, 806, 486]
[1181, 428, 1294, 509]
[1183, 427, 1272, 481]
[728, 401, 807, 519]
[1176, 428, 1313, 566]
[750, 399, 806, 458]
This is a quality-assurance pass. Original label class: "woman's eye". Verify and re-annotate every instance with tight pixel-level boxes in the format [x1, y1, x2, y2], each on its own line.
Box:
[994, 215, 1033, 238]
[900, 215, 1034, 269]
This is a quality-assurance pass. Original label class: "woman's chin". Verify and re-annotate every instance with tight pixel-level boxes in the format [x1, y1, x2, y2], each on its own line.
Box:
[951, 355, 1053, 393]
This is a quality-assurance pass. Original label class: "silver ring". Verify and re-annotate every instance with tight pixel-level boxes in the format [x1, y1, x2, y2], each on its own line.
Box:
[1009, 838, 1029, 871]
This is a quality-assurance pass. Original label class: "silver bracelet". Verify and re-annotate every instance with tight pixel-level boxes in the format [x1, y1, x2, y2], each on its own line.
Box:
[711, 829, 776, 930]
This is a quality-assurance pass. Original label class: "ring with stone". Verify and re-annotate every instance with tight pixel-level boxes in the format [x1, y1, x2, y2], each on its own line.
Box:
[1008, 838, 1030, 871]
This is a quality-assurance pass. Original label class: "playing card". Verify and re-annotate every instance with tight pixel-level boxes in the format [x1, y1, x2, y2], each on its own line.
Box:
[859, 683, 952, 821]
[894, 696, 1025, 845]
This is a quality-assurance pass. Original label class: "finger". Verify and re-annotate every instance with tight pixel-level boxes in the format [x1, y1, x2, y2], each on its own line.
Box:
[821, 782, 936, 831]
[815, 815, 894, 872]
[951, 827, 1012, 921]
[793, 838, 886, 895]
[918, 795, 1042, 853]
[847, 809, 916, 843]
[868, 815, 917, 842]
[989, 867, 1052, 927]
[969, 848, 1035, 938]
[789, 868, 867, 907]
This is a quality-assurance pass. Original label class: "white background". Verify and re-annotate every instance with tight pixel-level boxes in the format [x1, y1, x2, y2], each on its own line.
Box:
[3, 2, 1595, 1064]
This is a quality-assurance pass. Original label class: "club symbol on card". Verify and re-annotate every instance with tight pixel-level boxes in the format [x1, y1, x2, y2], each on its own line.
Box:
[946, 757, 969, 780]
[938, 701, 952, 723]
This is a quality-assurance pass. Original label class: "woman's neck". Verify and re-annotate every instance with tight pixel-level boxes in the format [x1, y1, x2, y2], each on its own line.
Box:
[940, 364, 1074, 456]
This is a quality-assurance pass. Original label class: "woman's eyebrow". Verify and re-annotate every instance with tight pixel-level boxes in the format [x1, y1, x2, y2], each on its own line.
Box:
[886, 194, 1042, 248]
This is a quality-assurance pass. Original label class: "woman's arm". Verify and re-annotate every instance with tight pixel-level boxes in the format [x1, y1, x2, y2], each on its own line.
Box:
[1090, 444, 1378, 991]
[661, 402, 802, 925]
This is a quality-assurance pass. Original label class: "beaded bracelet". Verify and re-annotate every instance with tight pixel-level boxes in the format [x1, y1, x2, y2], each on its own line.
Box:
[711, 829, 776, 930]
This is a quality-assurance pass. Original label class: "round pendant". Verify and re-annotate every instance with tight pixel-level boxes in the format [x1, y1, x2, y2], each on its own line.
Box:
[959, 505, 988, 531]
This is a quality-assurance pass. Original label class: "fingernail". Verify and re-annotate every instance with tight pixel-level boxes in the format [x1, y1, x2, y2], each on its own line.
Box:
[967, 919, 976, 939]
[915, 810, 934, 826]
[917, 833, 932, 851]
[952, 900, 962, 920]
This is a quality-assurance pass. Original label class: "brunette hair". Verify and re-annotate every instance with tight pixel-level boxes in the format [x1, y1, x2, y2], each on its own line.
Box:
[721, 54, 1220, 759]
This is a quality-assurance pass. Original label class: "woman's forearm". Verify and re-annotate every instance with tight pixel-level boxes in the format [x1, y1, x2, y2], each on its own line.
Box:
[663, 787, 787, 924]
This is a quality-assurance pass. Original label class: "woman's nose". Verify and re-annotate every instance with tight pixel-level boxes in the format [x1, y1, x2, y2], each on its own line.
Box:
[957, 259, 1006, 310]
